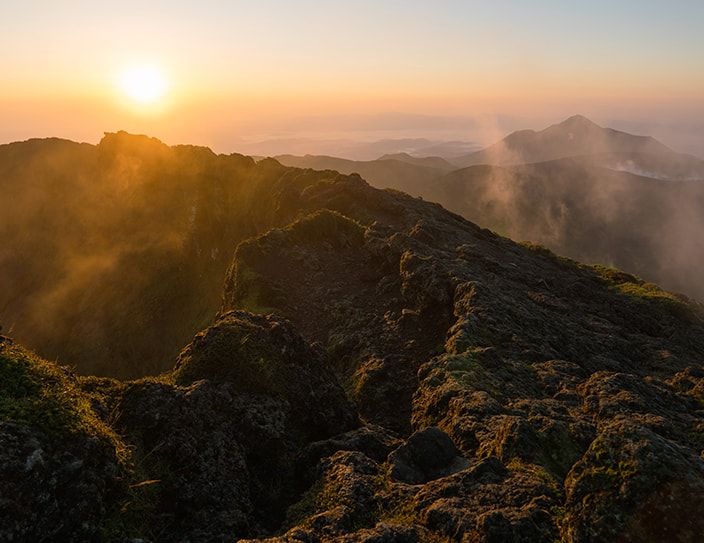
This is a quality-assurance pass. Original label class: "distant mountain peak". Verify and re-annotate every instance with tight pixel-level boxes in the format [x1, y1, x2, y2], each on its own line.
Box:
[559, 114, 600, 128]
[454, 114, 673, 166]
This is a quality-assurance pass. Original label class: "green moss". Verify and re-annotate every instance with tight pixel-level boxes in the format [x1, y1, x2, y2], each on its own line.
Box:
[506, 457, 561, 493]
[282, 477, 326, 530]
[0, 343, 143, 539]
[172, 315, 289, 397]
[519, 241, 579, 271]
[0, 343, 129, 461]
[586, 435, 639, 486]
[376, 486, 419, 527]
[592, 264, 701, 323]
[282, 209, 365, 247]
[283, 459, 386, 533]
[231, 265, 288, 315]
[440, 350, 501, 397]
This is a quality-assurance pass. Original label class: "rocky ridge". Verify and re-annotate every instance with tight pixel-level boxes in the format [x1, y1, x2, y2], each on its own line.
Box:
[2, 146, 704, 542]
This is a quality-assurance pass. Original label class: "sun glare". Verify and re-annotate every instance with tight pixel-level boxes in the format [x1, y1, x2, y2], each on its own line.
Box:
[118, 64, 168, 105]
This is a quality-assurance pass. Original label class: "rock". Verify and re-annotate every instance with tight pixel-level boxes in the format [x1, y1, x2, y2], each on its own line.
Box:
[0, 343, 122, 542]
[302, 425, 403, 467]
[414, 457, 560, 542]
[0, 422, 118, 542]
[388, 427, 468, 484]
[173, 310, 357, 441]
[564, 419, 704, 542]
[112, 379, 254, 540]
[107, 312, 357, 540]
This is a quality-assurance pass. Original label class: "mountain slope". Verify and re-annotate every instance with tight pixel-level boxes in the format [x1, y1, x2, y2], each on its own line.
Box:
[0, 133, 335, 377]
[3, 133, 704, 542]
[3, 162, 704, 542]
[423, 159, 704, 301]
[351, 119, 704, 302]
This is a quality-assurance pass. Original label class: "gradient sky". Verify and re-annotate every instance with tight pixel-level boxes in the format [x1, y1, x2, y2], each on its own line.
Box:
[2, 0, 703, 155]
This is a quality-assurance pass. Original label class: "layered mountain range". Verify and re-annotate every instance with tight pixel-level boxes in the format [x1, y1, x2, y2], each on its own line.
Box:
[278, 115, 704, 301]
[1, 124, 704, 542]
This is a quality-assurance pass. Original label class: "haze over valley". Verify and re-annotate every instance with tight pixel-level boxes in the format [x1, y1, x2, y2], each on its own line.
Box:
[278, 115, 704, 301]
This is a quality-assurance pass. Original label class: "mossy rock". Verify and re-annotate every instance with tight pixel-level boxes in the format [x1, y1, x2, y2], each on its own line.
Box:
[0, 342, 127, 458]
[0, 342, 131, 541]
[172, 310, 357, 439]
[173, 311, 300, 394]
[222, 209, 365, 314]
[592, 264, 703, 324]
[281, 208, 365, 248]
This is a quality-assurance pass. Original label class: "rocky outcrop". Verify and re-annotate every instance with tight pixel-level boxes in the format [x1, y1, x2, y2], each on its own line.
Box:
[107, 312, 357, 540]
[2, 148, 704, 542]
[1, 312, 356, 542]
[222, 172, 704, 542]
[0, 343, 124, 542]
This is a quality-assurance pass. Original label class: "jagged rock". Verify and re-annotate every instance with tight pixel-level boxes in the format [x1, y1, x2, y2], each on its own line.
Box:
[413, 456, 560, 541]
[388, 427, 468, 484]
[302, 425, 403, 466]
[214, 168, 704, 541]
[173, 310, 357, 441]
[105, 311, 357, 541]
[563, 419, 704, 542]
[0, 422, 118, 542]
[111, 379, 254, 540]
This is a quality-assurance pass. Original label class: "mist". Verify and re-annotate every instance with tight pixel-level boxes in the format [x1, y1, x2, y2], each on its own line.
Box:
[0, 133, 271, 377]
[269, 115, 704, 305]
[318, 115, 704, 303]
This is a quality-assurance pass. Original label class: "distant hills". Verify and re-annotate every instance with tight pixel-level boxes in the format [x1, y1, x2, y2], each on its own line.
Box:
[243, 136, 479, 162]
[277, 115, 704, 301]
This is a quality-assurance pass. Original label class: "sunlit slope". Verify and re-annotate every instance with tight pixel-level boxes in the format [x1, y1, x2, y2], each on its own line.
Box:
[0, 133, 332, 377]
[4, 166, 704, 541]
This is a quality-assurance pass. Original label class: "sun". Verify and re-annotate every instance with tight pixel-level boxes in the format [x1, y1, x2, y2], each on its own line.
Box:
[118, 64, 168, 105]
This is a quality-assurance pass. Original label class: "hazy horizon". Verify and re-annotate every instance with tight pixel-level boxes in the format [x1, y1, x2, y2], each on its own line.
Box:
[2, 1, 704, 158]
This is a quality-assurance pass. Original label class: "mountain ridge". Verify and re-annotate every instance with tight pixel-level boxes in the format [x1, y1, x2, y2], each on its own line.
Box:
[2, 132, 704, 541]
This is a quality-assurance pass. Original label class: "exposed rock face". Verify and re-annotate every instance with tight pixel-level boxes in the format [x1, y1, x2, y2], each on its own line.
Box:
[0, 421, 118, 541]
[388, 427, 468, 484]
[109, 311, 357, 540]
[2, 143, 704, 542]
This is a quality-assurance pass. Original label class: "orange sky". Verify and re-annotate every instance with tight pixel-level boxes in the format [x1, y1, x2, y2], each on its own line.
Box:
[2, 1, 703, 156]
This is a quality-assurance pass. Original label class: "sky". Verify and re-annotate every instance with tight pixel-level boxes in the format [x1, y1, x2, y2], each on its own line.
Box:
[2, 0, 703, 156]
